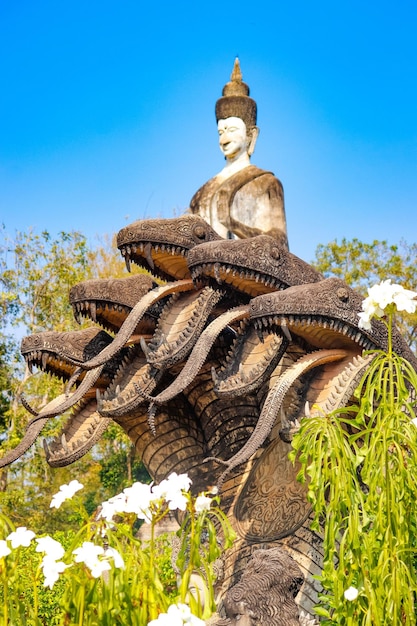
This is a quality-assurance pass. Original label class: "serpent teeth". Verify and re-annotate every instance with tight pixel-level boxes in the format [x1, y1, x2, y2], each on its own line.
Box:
[280, 407, 290, 429]
[211, 366, 219, 386]
[214, 263, 222, 284]
[43, 439, 50, 457]
[61, 434, 69, 452]
[240, 370, 248, 384]
[140, 337, 149, 357]
[90, 301, 97, 322]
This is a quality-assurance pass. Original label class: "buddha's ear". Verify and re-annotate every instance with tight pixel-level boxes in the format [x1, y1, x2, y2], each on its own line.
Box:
[247, 126, 259, 156]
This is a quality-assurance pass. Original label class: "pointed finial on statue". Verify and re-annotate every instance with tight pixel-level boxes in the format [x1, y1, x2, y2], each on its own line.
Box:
[221, 58, 249, 98]
[231, 57, 242, 83]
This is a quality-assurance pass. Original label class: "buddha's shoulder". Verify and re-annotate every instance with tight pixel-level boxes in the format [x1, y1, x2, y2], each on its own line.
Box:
[236, 166, 283, 194]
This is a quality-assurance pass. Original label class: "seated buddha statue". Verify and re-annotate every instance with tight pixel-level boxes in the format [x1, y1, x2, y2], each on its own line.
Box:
[189, 59, 289, 249]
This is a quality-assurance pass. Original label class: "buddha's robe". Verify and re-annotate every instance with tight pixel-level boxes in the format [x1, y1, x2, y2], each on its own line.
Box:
[190, 165, 288, 249]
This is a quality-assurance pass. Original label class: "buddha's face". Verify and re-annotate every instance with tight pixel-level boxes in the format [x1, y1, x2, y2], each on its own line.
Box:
[218, 117, 249, 160]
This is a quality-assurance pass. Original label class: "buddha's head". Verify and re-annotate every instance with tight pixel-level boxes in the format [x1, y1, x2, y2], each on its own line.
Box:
[216, 59, 259, 160]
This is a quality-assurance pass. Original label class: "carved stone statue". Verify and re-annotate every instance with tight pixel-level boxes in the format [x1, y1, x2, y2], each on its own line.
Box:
[190, 59, 288, 248]
[3, 63, 416, 625]
[214, 547, 304, 626]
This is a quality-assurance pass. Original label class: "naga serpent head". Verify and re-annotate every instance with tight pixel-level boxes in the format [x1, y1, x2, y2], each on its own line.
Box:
[117, 215, 223, 281]
[69, 273, 160, 336]
[5, 327, 131, 469]
[21, 327, 113, 380]
[187, 235, 323, 297]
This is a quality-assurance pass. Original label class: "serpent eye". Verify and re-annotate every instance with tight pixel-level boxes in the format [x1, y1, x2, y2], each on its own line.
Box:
[193, 226, 206, 239]
[270, 247, 281, 261]
[336, 287, 349, 303]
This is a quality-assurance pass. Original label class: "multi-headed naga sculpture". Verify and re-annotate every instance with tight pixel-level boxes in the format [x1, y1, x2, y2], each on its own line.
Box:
[3, 214, 416, 625]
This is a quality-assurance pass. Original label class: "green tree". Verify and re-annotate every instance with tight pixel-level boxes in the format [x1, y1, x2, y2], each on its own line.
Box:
[313, 238, 417, 352]
[0, 226, 149, 531]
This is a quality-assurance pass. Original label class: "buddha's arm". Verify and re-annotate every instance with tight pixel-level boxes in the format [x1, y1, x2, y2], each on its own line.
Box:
[227, 215, 288, 247]
[227, 175, 289, 248]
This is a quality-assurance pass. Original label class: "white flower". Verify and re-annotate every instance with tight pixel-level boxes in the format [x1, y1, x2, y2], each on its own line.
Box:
[41, 555, 69, 589]
[166, 472, 192, 493]
[99, 473, 193, 523]
[73, 541, 115, 578]
[99, 492, 128, 521]
[394, 288, 417, 313]
[0, 540, 11, 558]
[358, 280, 417, 330]
[73, 541, 121, 578]
[152, 472, 192, 512]
[50, 480, 84, 509]
[36, 536, 65, 560]
[105, 546, 124, 569]
[167, 490, 188, 511]
[344, 585, 359, 601]
[175, 603, 205, 624]
[7, 526, 36, 548]
[411, 418, 417, 428]
[357, 311, 373, 331]
[123, 481, 154, 522]
[36, 536, 68, 587]
[195, 494, 212, 512]
[148, 611, 181, 626]
[148, 603, 205, 625]
[90, 558, 111, 578]
[73, 541, 104, 567]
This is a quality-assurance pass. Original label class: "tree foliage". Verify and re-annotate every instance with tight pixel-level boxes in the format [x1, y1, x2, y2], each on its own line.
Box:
[0, 225, 149, 531]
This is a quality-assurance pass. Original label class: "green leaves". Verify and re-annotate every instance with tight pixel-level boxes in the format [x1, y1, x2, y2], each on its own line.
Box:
[176, 493, 235, 620]
[292, 343, 417, 624]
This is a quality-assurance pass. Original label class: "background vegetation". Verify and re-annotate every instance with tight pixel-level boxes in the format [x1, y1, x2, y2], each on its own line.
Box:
[0, 225, 150, 533]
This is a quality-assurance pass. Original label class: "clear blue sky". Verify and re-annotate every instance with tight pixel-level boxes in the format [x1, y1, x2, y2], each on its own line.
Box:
[1, 0, 416, 263]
